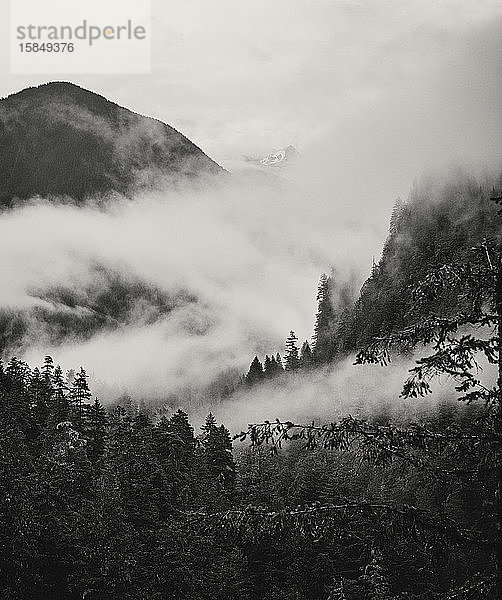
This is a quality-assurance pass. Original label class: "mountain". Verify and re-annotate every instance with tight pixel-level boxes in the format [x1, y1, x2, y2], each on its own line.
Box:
[0, 82, 225, 354]
[0, 264, 199, 354]
[243, 145, 299, 168]
[316, 169, 502, 360]
[240, 167, 502, 375]
[0, 82, 223, 206]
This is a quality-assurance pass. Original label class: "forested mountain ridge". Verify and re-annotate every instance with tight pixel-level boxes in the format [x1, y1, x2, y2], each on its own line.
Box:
[243, 168, 502, 378]
[318, 169, 502, 362]
[0, 82, 223, 206]
[0, 265, 198, 354]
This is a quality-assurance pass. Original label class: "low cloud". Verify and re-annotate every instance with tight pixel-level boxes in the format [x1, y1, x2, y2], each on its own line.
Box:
[191, 355, 473, 434]
[1, 169, 375, 399]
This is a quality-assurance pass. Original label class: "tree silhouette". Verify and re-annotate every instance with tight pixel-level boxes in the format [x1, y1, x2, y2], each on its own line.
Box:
[69, 367, 91, 426]
[313, 273, 337, 362]
[246, 356, 265, 385]
[284, 331, 300, 371]
[300, 340, 313, 369]
[201, 414, 236, 491]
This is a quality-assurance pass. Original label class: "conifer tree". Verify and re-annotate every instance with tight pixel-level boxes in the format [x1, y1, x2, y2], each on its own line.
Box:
[69, 367, 91, 426]
[363, 549, 394, 600]
[312, 273, 338, 363]
[29, 367, 44, 409]
[6, 357, 30, 389]
[41, 355, 54, 383]
[29, 366, 52, 436]
[300, 340, 313, 369]
[201, 412, 217, 438]
[264, 354, 283, 377]
[4, 358, 33, 440]
[169, 409, 196, 476]
[40, 356, 55, 415]
[201, 414, 236, 490]
[327, 578, 348, 600]
[284, 331, 300, 371]
[269, 355, 279, 374]
[85, 397, 107, 467]
[156, 409, 197, 506]
[245, 356, 264, 385]
[388, 196, 405, 236]
[168, 409, 196, 455]
[65, 368, 75, 387]
[263, 355, 272, 376]
[51, 365, 69, 424]
[216, 424, 236, 488]
[109, 408, 164, 526]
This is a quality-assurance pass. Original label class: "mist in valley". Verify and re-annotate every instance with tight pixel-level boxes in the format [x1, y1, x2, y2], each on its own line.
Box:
[2, 3, 502, 431]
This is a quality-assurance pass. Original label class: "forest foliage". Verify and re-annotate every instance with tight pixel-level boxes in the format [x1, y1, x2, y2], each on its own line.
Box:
[0, 349, 498, 599]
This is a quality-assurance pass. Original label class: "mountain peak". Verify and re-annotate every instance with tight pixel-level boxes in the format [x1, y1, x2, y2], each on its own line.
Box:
[0, 82, 223, 205]
[243, 145, 300, 168]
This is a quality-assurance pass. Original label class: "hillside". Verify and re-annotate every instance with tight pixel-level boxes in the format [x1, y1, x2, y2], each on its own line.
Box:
[0, 265, 197, 354]
[324, 169, 502, 358]
[0, 82, 223, 206]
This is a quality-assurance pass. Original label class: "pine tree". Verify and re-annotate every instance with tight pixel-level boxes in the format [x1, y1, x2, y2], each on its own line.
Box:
[41, 355, 54, 383]
[65, 369, 75, 387]
[245, 356, 264, 385]
[107, 407, 164, 526]
[6, 357, 31, 389]
[215, 424, 236, 489]
[201, 414, 236, 490]
[40, 356, 55, 417]
[264, 354, 283, 377]
[51, 365, 69, 424]
[263, 355, 273, 377]
[389, 196, 405, 236]
[85, 397, 107, 467]
[29, 366, 51, 436]
[300, 340, 313, 369]
[168, 409, 196, 454]
[29, 367, 43, 406]
[156, 409, 197, 507]
[3, 358, 34, 441]
[201, 412, 217, 439]
[312, 273, 338, 363]
[284, 331, 300, 371]
[69, 367, 91, 426]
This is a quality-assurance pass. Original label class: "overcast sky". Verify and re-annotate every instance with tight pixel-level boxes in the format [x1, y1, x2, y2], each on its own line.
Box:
[1, 0, 502, 169]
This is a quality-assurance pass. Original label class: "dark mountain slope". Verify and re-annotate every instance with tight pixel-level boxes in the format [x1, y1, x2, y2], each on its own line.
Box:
[0, 82, 223, 205]
[0, 265, 198, 353]
[315, 169, 502, 359]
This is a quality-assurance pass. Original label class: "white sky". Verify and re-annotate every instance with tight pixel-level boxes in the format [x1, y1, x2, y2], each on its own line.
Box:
[1, 0, 502, 168]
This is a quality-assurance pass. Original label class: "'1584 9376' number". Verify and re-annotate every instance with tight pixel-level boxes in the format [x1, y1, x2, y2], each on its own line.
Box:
[19, 43, 75, 52]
